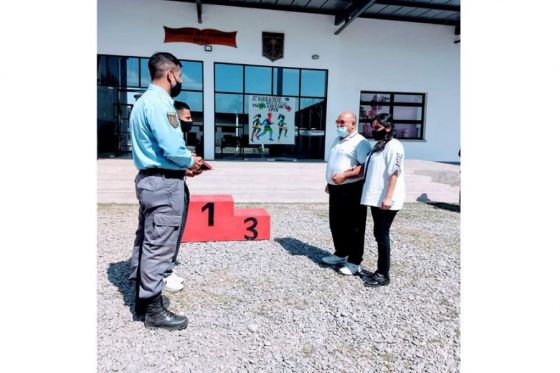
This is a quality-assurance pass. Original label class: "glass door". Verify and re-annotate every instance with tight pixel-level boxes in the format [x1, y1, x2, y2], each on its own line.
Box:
[115, 88, 145, 155]
[293, 98, 326, 159]
[97, 86, 118, 157]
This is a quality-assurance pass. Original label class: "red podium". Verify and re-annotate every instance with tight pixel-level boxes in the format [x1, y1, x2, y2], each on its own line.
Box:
[181, 195, 270, 242]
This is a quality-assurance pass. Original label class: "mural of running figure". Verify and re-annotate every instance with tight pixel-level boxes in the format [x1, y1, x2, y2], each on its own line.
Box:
[251, 113, 262, 141]
[257, 112, 275, 141]
[277, 113, 288, 140]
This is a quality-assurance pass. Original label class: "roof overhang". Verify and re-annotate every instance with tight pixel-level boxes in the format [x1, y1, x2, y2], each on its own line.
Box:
[167, 0, 460, 35]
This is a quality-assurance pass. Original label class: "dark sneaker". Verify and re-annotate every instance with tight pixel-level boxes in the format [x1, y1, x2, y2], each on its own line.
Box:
[363, 271, 390, 287]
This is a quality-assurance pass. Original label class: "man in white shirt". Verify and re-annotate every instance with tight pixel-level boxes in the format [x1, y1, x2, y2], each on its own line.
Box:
[322, 111, 373, 275]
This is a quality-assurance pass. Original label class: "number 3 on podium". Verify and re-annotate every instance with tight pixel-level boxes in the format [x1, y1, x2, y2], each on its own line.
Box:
[244, 217, 258, 240]
[201, 202, 259, 240]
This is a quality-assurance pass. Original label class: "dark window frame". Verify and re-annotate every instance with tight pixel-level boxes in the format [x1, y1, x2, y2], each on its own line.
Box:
[214, 61, 328, 114]
[359, 90, 426, 140]
[97, 54, 205, 155]
[97, 54, 204, 101]
[213, 62, 329, 159]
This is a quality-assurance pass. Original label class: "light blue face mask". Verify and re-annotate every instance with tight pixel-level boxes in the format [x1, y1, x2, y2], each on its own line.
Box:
[336, 127, 349, 138]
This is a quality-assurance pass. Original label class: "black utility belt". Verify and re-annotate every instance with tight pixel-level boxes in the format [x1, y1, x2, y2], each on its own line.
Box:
[140, 168, 185, 179]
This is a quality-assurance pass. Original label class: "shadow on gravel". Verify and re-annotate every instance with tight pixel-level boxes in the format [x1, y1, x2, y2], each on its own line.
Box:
[107, 261, 136, 319]
[416, 193, 460, 213]
[275, 237, 330, 265]
[426, 202, 460, 213]
[276, 237, 378, 284]
[275, 237, 344, 274]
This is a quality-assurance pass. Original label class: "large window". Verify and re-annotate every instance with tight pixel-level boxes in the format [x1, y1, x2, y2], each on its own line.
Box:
[97, 55, 204, 156]
[359, 91, 426, 140]
[214, 62, 328, 159]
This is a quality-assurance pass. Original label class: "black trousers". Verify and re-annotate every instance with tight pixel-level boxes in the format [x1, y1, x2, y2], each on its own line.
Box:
[371, 206, 398, 276]
[328, 181, 367, 265]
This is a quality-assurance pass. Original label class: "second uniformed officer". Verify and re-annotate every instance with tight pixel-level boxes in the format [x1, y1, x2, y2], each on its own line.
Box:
[130, 52, 203, 330]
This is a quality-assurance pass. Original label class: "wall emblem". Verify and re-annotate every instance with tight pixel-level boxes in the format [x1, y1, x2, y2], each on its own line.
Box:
[262, 32, 284, 62]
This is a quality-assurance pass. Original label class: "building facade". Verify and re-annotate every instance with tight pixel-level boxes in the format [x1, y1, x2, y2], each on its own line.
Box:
[98, 0, 460, 162]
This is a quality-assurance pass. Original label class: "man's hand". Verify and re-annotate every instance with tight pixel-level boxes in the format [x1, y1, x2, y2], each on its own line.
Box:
[189, 156, 204, 172]
[331, 172, 346, 185]
[186, 169, 203, 177]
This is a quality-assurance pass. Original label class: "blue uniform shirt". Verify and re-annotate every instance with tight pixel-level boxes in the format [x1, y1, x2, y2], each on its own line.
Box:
[130, 84, 194, 170]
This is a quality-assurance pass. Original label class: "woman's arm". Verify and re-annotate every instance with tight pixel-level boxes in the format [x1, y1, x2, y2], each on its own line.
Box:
[381, 171, 399, 209]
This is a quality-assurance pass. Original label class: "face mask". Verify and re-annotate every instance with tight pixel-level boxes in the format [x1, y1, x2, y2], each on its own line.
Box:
[169, 73, 182, 98]
[372, 128, 387, 140]
[180, 120, 193, 133]
[170, 81, 182, 98]
[336, 127, 349, 138]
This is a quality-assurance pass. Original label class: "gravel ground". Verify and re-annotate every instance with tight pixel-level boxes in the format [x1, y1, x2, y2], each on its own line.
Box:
[98, 202, 460, 372]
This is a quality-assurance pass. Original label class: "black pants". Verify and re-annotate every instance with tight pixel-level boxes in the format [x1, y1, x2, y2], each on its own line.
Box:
[371, 206, 398, 276]
[328, 181, 367, 265]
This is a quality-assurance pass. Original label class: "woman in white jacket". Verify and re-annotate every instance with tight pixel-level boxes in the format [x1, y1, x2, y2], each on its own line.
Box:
[360, 113, 405, 287]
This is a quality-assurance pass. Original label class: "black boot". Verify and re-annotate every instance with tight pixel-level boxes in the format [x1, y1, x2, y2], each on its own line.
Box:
[144, 293, 188, 330]
[134, 298, 148, 320]
[134, 295, 170, 320]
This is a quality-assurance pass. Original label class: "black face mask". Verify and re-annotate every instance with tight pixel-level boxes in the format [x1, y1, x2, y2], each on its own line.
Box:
[180, 120, 193, 133]
[170, 80, 182, 98]
[372, 129, 388, 140]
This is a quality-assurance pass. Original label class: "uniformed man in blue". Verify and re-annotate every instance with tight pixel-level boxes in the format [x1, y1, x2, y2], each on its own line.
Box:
[129, 100, 199, 294]
[130, 52, 202, 330]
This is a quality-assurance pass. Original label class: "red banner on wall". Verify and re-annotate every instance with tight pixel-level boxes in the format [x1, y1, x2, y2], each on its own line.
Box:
[164, 27, 237, 48]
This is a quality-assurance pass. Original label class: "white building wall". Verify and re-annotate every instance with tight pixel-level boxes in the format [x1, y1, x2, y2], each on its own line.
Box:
[98, 0, 460, 161]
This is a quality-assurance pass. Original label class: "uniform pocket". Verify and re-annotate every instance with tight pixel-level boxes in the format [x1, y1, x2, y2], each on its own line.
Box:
[137, 175, 157, 191]
[137, 176, 176, 210]
[150, 213, 182, 246]
[154, 214, 182, 227]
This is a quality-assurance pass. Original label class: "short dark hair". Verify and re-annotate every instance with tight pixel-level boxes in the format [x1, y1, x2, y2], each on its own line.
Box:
[148, 52, 182, 80]
[174, 100, 191, 111]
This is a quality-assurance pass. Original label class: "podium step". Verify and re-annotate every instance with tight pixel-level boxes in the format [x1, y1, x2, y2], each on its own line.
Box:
[181, 195, 270, 242]
[233, 208, 271, 241]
